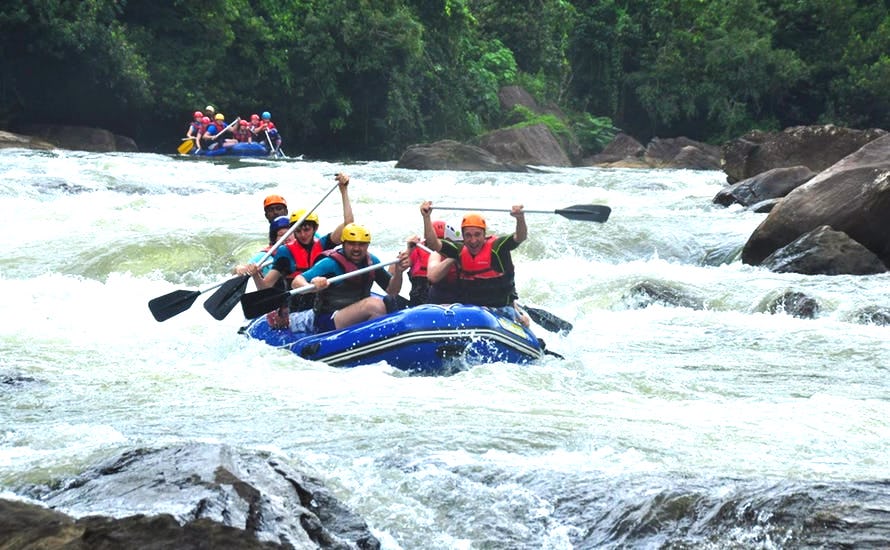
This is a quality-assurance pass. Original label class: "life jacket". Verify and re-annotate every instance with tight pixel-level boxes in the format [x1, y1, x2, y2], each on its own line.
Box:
[188, 121, 204, 134]
[456, 236, 513, 307]
[284, 239, 325, 276]
[233, 127, 251, 142]
[313, 249, 374, 314]
[408, 244, 431, 279]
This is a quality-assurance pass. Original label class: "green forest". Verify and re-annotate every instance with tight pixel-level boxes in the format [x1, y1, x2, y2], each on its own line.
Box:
[2, 0, 889, 159]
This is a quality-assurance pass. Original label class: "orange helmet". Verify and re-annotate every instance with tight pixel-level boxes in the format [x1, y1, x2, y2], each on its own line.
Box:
[461, 213, 486, 231]
[263, 194, 287, 209]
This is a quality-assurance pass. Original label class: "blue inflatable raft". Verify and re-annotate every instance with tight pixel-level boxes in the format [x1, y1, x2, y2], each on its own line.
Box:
[240, 303, 545, 373]
[194, 142, 272, 157]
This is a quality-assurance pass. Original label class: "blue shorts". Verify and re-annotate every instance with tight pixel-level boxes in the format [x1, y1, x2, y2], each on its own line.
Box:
[313, 311, 337, 332]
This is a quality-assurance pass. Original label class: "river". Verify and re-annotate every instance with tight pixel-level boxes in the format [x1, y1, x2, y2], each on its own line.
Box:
[1, 148, 889, 548]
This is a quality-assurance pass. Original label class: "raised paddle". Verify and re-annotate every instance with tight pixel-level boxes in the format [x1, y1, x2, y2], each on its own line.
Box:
[433, 204, 611, 223]
[240, 259, 399, 319]
[149, 280, 228, 322]
[202, 181, 342, 321]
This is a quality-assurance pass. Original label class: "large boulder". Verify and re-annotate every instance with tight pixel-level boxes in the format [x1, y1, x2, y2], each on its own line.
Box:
[395, 139, 534, 172]
[21, 444, 379, 549]
[479, 124, 572, 167]
[0, 499, 283, 550]
[18, 124, 138, 152]
[644, 137, 722, 170]
[713, 165, 816, 207]
[742, 133, 890, 267]
[581, 132, 645, 165]
[760, 225, 888, 275]
[0, 129, 55, 150]
[722, 125, 886, 183]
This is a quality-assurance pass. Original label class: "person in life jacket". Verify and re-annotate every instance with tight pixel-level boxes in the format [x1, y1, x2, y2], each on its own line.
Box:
[244, 215, 299, 328]
[406, 220, 459, 306]
[200, 113, 228, 150]
[233, 119, 252, 143]
[271, 173, 354, 312]
[185, 111, 204, 140]
[232, 194, 289, 278]
[291, 222, 410, 333]
[252, 111, 279, 151]
[419, 200, 528, 324]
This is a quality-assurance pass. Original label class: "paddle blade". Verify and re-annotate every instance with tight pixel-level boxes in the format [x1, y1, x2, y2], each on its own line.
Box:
[148, 290, 201, 322]
[240, 287, 289, 319]
[177, 140, 194, 155]
[555, 204, 611, 223]
[203, 276, 250, 320]
[524, 306, 573, 334]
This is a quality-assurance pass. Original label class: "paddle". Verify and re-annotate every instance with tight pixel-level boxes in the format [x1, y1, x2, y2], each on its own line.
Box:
[177, 138, 195, 155]
[433, 204, 611, 223]
[240, 259, 399, 319]
[149, 279, 229, 322]
[519, 304, 573, 334]
[201, 182, 342, 321]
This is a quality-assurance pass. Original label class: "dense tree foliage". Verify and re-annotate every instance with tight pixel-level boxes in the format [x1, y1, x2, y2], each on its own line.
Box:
[1, 0, 888, 158]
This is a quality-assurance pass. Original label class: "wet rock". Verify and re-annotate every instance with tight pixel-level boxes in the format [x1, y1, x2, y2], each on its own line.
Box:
[395, 139, 535, 172]
[722, 125, 885, 184]
[762, 291, 820, 319]
[620, 280, 705, 310]
[0, 129, 55, 150]
[21, 443, 379, 550]
[713, 165, 815, 207]
[17, 124, 138, 153]
[644, 137, 721, 170]
[849, 306, 890, 326]
[760, 226, 887, 275]
[747, 198, 781, 214]
[0, 498, 284, 549]
[742, 133, 890, 268]
[479, 124, 572, 167]
[581, 132, 645, 165]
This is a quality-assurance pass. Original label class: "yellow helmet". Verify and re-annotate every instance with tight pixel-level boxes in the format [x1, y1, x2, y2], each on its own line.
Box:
[214, 113, 225, 121]
[342, 223, 371, 243]
[290, 209, 319, 225]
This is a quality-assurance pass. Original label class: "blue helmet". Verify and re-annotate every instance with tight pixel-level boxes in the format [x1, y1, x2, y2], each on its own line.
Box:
[269, 215, 290, 232]
[262, 111, 271, 120]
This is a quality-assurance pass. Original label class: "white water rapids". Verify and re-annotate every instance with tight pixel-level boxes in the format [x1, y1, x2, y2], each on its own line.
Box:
[1, 148, 889, 548]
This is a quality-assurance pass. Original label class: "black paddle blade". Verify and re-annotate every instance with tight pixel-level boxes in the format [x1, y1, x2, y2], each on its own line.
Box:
[240, 287, 289, 319]
[203, 275, 250, 320]
[524, 306, 573, 334]
[148, 290, 201, 322]
[555, 204, 611, 223]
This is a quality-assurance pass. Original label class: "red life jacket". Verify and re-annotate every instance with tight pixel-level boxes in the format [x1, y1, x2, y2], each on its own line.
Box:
[458, 236, 502, 280]
[285, 239, 325, 275]
[408, 244, 431, 278]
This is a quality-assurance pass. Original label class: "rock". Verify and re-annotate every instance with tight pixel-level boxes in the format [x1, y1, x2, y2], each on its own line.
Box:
[479, 124, 572, 167]
[763, 291, 820, 319]
[849, 306, 890, 326]
[747, 198, 782, 214]
[713, 165, 816, 207]
[22, 444, 379, 549]
[395, 139, 534, 172]
[0, 498, 284, 549]
[0, 129, 55, 150]
[721, 125, 886, 184]
[644, 137, 721, 170]
[760, 225, 888, 275]
[18, 124, 138, 153]
[498, 85, 540, 119]
[581, 132, 645, 165]
[742, 133, 890, 267]
[619, 280, 705, 310]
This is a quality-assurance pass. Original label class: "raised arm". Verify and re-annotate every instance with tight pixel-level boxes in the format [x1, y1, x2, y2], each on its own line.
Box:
[511, 204, 527, 244]
[420, 201, 441, 251]
[329, 173, 353, 245]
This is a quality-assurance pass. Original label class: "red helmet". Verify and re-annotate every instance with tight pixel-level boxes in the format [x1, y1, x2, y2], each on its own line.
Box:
[239, 120, 249, 126]
[251, 114, 260, 121]
[202, 116, 211, 124]
[193, 111, 203, 118]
